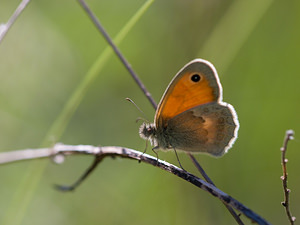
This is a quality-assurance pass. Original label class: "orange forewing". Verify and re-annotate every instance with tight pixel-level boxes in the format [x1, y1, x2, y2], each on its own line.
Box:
[156, 71, 217, 127]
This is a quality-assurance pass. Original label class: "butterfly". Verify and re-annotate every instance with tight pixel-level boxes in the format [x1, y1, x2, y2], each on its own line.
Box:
[139, 59, 239, 157]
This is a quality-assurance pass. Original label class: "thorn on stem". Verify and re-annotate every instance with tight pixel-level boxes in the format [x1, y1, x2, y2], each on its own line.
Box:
[281, 202, 286, 207]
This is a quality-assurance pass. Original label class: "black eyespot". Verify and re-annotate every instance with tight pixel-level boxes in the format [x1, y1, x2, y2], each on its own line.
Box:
[191, 74, 201, 82]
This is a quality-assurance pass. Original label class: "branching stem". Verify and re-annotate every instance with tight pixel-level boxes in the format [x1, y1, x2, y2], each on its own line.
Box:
[0, 143, 271, 225]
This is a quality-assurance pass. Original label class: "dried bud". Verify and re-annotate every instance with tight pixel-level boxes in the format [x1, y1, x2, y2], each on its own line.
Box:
[52, 153, 65, 164]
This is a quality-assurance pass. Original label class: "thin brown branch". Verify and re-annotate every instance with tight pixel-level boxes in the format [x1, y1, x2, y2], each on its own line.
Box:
[280, 129, 296, 225]
[0, 143, 271, 225]
[77, 1, 243, 224]
[188, 153, 243, 225]
[0, 0, 31, 43]
[77, 0, 157, 109]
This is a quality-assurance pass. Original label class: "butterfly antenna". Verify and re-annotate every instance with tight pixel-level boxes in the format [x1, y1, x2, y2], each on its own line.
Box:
[126, 97, 150, 123]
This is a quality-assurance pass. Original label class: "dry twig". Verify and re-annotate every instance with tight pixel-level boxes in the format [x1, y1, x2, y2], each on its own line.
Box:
[0, 0, 31, 43]
[280, 129, 296, 224]
[0, 1, 274, 224]
[0, 143, 271, 225]
[188, 153, 243, 224]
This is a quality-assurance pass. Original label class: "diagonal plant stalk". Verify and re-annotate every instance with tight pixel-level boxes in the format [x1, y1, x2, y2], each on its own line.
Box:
[1, 0, 276, 224]
[78, 0, 157, 109]
[0, 0, 31, 43]
[76, 1, 244, 224]
[1, 1, 154, 225]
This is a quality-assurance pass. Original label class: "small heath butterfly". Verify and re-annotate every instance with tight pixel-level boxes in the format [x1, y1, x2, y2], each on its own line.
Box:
[139, 59, 239, 157]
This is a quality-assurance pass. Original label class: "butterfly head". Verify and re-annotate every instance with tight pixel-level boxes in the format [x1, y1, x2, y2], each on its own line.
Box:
[139, 123, 158, 147]
[139, 122, 155, 139]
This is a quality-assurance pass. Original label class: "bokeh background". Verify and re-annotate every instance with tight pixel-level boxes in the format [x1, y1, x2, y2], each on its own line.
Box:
[0, 0, 299, 224]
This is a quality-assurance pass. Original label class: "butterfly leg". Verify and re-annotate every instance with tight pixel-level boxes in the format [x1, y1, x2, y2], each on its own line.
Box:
[173, 148, 186, 171]
[152, 146, 159, 166]
[142, 140, 149, 155]
[138, 140, 149, 163]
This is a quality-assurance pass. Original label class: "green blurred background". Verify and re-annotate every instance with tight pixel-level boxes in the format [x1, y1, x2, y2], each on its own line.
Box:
[0, 0, 299, 224]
